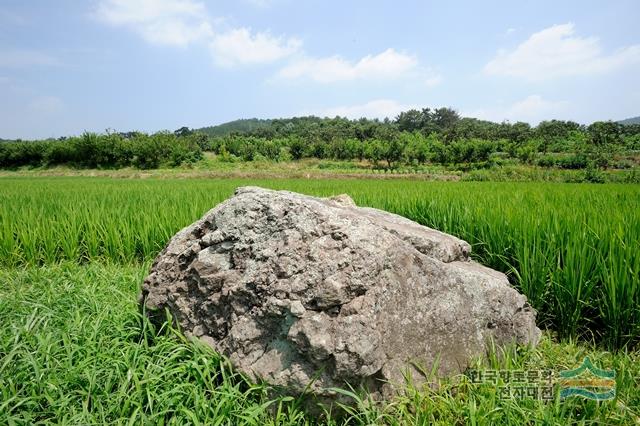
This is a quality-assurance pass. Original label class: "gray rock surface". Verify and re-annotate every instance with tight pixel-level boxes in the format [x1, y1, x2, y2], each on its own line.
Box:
[140, 186, 540, 405]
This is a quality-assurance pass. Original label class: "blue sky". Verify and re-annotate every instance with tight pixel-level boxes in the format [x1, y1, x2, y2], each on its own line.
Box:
[1, 0, 639, 139]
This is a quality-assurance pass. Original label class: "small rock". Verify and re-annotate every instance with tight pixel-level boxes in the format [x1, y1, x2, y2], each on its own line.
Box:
[290, 300, 306, 317]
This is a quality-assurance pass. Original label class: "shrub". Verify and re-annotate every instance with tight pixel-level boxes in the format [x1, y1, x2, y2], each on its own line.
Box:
[583, 165, 606, 183]
[537, 155, 557, 168]
[557, 153, 588, 169]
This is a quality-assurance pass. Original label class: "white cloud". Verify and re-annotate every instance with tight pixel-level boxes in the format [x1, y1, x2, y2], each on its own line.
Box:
[28, 96, 65, 115]
[210, 28, 302, 66]
[485, 23, 640, 80]
[464, 95, 569, 124]
[278, 48, 418, 83]
[0, 49, 61, 68]
[95, 0, 213, 47]
[95, 0, 299, 65]
[94, 0, 427, 75]
[314, 99, 419, 120]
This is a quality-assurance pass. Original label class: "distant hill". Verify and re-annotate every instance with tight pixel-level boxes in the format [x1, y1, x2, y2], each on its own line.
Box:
[198, 118, 273, 137]
[196, 113, 640, 138]
[619, 116, 640, 125]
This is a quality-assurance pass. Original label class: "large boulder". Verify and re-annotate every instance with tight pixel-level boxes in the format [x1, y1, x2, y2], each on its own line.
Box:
[140, 186, 540, 405]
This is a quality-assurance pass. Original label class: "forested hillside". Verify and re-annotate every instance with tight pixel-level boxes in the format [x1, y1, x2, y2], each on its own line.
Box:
[202, 108, 640, 172]
[198, 118, 273, 137]
[619, 116, 640, 125]
[2, 108, 640, 175]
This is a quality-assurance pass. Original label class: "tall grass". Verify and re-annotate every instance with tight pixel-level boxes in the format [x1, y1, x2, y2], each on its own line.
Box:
[1, 264, 638, 424]
[0, 177, 638, 349]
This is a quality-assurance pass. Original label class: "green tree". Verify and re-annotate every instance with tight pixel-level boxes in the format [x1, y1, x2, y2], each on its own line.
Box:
[395, 109, 423, 132]
[288, 137, 305, 160]
[364, 139, 385, 166]
[587, 121, 623, 147]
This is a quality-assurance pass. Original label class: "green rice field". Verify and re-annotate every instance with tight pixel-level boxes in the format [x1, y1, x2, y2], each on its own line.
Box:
[1, 177, 639, 424]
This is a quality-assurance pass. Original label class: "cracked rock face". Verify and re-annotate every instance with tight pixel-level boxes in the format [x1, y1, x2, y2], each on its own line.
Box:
[140, 186, 540, 404]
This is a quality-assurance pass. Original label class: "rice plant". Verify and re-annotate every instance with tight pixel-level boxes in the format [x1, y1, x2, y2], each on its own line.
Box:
[0, 177, 638, 349]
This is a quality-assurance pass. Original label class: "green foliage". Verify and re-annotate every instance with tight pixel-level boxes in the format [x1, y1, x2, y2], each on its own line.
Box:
[0, 140, 48, 168]
[623, 134, 640, 150]
[447, 139, 496, 163]
[217, 145, 239, 163]
[535, 120, 582, 152]
[363, 139, 386, 165]
[516, 143, 537, 165]
[400, 132, 430, 164]
[588, 121, 624, 147]
[288, 137, 306, 160]
[3, 113, 640, 172]
[1, 264, 639, 424]
[197, 117, 638, 172]
[0, 178, 638, 350]
[618, 115, 640, 125]
[0, 131, 204, 170]
[537, 155, 557, 168]
[1, 177, 640, 423]
[0, 264, 299, 424]
[557, 153, 589, 170]
[278, 146, 293, 162]
[198, 118, 273, 137]
[583, 164, 606, 183]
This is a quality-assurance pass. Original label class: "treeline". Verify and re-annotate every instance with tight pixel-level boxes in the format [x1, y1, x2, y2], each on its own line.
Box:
[2, 108, 640, 170]
[211, 132, 638, 170]
[208, 109, 640, 169]
[0, 130, 206, 169]
[202, 109, 640, 146]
